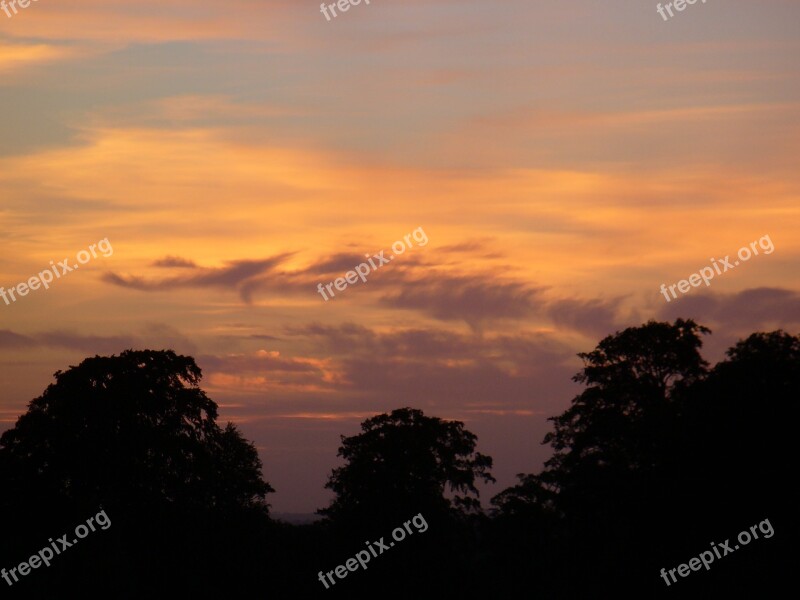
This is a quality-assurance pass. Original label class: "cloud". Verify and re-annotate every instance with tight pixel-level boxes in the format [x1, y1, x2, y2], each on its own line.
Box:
[278, 323, 579, 413]
[104, 250, 372, 304]
[1, 0, 304, 45]
[34, 331, 137, 354]
[248, 334, 283, 341]
[0, 330, 36, 349]
[547, 297, 625, 338]
[376, 270, 624, 336]
[168, 322, 581, 421]
[437, 240, 505, 259]
[198, 350, 336, 397]
[101, 247, 472, 309]
[200, 351, 324, 375]
[103, 254, 294, 302]
[0, 42, 80, 75]
[311, 253, 374, 275]
[381, 274, 546, 331]
[0, 325, 197, 355]
[152, 256, 198, 268]
[130, 243, 626, 337]
[658, 287, 800, 332]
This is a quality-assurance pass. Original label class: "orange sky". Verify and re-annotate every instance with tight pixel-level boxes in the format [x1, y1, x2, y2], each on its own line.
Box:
[1, 0, 799, 512]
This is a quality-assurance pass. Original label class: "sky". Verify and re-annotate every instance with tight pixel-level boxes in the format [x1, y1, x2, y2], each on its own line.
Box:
[1, 0, 799, 513]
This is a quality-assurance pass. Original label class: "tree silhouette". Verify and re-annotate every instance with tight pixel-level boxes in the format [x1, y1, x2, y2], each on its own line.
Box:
[319, 407, 494, 526]
[489, 321, 797, 596]
[1, 329, 793, 597]
[542, 318, 710, 484]
[673, 330, 800, 541]
[0, 349, 273, 596]
[0, 349, 272, 514]
[490, 472, 557, 519]
[312, 407, 495, 597]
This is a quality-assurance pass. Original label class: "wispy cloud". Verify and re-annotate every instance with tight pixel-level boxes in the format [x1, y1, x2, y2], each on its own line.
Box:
[104, 255, 294, 302]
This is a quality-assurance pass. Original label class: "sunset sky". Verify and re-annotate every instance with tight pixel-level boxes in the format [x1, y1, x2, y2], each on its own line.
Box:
[1, 0, 798, 513]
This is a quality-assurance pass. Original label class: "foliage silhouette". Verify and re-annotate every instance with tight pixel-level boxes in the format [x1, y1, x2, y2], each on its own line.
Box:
[319, 407, 494, 528]
[489, 320, 797, 596]
[1, 349, 272, 514]
[313, 407, 495, 598]
[0, 349, 273, 597]
[1, 325, 795, 598]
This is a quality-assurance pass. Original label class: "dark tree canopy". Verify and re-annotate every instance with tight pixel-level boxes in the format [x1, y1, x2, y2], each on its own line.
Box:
[0, 349, 273, 516]
[678, 329, 800, 518]
[541, 318, 710, 485]
[0, 328, 794, 597]
[319, 407, 494, 525]
[490, 320, 715, 587]
[0, 350, 277, 597]
[490, 473, 556, 520]
[489, 321, 798, 596]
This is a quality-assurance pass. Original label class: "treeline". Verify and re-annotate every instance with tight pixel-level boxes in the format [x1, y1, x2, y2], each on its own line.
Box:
[0, 319, 795, 598]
